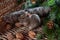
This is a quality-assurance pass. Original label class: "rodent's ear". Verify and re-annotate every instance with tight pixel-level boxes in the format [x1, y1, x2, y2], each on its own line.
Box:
[28, 14, 41, 30]
[31, 14, 41, 23]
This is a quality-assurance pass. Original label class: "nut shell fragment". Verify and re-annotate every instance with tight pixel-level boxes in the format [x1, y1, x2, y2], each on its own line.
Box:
[28, 31, 36, 39]
[16, 32, 24, 40]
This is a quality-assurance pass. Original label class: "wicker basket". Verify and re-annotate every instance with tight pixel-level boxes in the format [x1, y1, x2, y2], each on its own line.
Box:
[0, 0, 25, 17]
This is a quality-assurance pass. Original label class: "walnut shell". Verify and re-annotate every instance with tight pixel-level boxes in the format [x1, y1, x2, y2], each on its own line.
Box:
[16, 32, 24, 40]
[28, 31, 36, 39]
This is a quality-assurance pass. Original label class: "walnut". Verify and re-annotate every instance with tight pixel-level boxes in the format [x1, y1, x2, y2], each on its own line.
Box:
[28, 31, 36, 39]
[16, 32, 24, 40]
